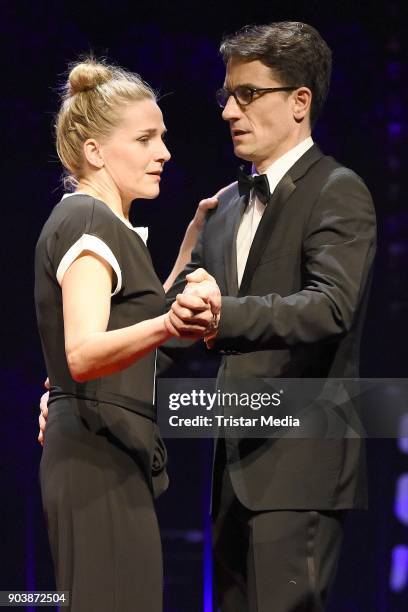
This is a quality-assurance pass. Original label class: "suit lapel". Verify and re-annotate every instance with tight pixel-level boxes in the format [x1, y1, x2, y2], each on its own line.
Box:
[238, 174, 295, 296]
[223, 194, 247, 296]
[288, 143, 323, 182]
[238, 144, 324, 297]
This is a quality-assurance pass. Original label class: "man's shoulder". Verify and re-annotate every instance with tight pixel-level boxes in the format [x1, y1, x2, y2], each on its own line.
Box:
[305, 154, 375, 220]
[204, 182, 240, 221]
[306, 152, 369, 191]
[217, 181, 240, 206]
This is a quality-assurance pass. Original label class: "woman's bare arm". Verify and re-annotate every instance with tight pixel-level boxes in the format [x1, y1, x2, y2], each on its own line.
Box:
[163, 184, 234, 292]
[62, 251, 211, 382]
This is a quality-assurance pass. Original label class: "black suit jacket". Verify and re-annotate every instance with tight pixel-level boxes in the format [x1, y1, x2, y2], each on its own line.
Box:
[163, 145, 376, 511]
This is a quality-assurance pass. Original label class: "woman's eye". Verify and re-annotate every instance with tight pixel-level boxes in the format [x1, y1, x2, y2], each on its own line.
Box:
[138, 137, 149, 144]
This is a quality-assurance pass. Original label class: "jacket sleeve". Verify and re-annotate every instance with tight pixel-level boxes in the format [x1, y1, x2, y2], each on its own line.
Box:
[212, 168, 377, 353]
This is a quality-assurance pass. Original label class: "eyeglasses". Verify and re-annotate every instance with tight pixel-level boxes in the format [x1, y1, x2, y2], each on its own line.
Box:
[216, 85, 299, 108]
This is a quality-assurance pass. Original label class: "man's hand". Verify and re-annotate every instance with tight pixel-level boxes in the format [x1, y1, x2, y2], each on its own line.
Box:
[180, 268, 221, 345]
[38, 378, 50, 446]
[183, 268, 221, 317]
[168, 293, 215, 337]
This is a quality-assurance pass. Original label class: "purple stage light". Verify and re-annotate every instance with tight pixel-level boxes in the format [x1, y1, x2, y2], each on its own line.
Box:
[390, 545, 408, 592]
[203, 518, 213, 612]
[202, 440, 213, 612]
[394, 474, 408, 525]
[388, 122, 402, 138]
[398, 415, 408, 454]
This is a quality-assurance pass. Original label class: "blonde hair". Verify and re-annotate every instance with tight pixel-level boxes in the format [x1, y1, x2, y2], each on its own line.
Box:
[55, 57, 156, 188]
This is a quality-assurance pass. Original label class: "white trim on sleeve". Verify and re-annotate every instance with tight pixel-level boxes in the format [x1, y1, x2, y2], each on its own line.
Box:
[56, 233, 122, 296]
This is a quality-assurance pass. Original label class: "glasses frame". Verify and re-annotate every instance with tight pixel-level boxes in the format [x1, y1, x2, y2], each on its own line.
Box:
[216, 85, 299, 108]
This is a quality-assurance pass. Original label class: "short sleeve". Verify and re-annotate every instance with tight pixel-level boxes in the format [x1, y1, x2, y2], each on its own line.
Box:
[47, 196, 124, 295]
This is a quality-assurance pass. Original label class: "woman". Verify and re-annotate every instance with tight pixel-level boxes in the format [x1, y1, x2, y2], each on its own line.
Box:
[35, 58, 216, 612]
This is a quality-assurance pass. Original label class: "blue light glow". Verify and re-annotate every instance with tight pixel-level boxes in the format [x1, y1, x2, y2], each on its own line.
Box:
[390, 545, 408, 592]
[394, 474, 408, 525]
[397, 414, 408, 453]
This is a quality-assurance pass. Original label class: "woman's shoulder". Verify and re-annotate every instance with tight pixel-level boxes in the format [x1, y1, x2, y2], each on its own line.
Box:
[37, 195, 95, 247]
[58, 193, 105, 218]
[50, 192, 93, 222]
[39, 193, 133, 256]
[51, 193, 117, 231]
[36, 193, 125, 273]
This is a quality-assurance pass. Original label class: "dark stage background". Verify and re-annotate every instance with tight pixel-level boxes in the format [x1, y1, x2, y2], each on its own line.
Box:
[1, 1, 407, 610]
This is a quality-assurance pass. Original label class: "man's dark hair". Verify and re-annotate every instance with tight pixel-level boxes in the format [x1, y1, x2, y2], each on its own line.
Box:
[220, 21, 332, 127]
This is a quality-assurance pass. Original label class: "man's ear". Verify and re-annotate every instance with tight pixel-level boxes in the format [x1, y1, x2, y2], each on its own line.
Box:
[83, 139, 105, 169]
[292, 87, 312, 123]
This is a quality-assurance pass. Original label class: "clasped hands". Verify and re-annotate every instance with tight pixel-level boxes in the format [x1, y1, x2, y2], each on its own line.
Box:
[165, 268, 221, 340]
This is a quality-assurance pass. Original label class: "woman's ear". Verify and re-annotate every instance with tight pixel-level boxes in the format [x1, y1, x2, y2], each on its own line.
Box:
[83, 139, 105, 169]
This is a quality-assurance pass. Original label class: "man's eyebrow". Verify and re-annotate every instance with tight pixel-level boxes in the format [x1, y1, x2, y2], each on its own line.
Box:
[224, 82, 258, 90]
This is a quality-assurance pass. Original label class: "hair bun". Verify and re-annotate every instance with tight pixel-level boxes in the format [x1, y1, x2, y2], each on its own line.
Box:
[68, 59, 113, 95]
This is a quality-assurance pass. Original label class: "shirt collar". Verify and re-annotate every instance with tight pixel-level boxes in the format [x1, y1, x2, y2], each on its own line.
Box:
[252, 136, 314, 195]
[61, 192, 149, 245]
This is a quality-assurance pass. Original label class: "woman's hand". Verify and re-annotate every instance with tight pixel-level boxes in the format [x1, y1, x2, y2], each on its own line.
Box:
[163, 183, 235, 293]
[190, 183, 235, 231]
[38, 378, 50, 446]
[190, 195, 218, 231]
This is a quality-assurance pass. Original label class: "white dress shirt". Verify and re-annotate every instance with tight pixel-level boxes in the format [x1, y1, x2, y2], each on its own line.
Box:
[236, 136, 314, 287]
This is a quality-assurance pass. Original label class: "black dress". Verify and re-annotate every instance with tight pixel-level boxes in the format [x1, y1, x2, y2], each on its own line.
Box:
[35, 194, 168, 612]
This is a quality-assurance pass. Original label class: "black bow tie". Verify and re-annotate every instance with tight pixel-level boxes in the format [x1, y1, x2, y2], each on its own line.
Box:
[237, 165, 271, 205]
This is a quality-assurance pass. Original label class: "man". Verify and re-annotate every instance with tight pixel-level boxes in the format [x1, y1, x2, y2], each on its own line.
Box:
[166, 21, 376, 612]
[40, 21, 376, 611]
